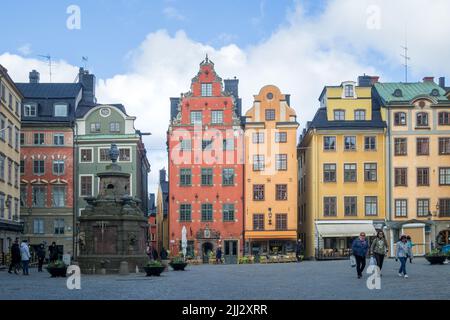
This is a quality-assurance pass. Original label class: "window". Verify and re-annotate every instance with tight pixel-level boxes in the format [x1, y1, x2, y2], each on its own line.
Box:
[14, 127, 19, 150]
[54, 219, 65, 234]
[364, 163, 377, 181]
[33, 219, 44, 234]
[14, 163, 18, 187]
[395, 199, 408, 217]
[15, 100, 20, 115]
[323, 136, 336, 151]
[324, 197, 337, 216]
[0, 116, 4, 141]
[0, 193, 4, 218]
[33, 133, 45, 145]
[20, 160, 25, 175]
[90, 123, 101, 133]
[201, 83, 212, 97]
[334, 110, 345, 121]
[344, 197, 357, 216]
[365, 196, 378, 216]
[252, 132, 264, 144]
[223, 139, 234, 151]
[439, 168, 450, 185]
[417, 168, 429, 186]
[201, 203, 213, 221]
[344, 85, 354, 97]
[20, 133, 25, 146]
[0, 155, 4, 180]
[190, 111, 202, 124]
[20, 185, 27, 207]
[344, 136, 356, 150]
[32, 185, 47, 207]
[8, 94, 12, 109]
[439, 138, 450, 155]
[416, 138, 429, 155]
[439, 199, 450, 217]
[364, 136, 376, 151]
[52, 160, 65, 175]
[394, 112, 407, 126]
[253, 184, 264, 201]
[180, 139, 191, 151]
[99, 149, 110, 161]
[8, 122, 12, 145]
[323, 164, 336, 182]
[253, 155, 265, 171]
[119, 148, 130, 161]
[110, 122, 120, 132]
[275, 132, 287, 143]
[395, 168, 408, 186]
[344, 163, 357, 182]
[202, 139, 213, 151]
[33, 160, 45, 175]
[265, 109, 275, 121]
[54, 103, 68, 117]
[275, 184, 287, 201]
[24, 103, 37, 117]
[416, 112, 428, 127]
[253, 214, 264, 231]
[275, 154, 287, 171]
[179, 204, 191, 221]
[417, 199, 429, 217]
[7, 159, 12, 184]
[222, 168, 234, 186]
[80, 176, 93, 197]
[201, 168, 213, 186]
[438, 112, 450, 125]
[80, 149, 92, 162]
[394, 138, 407, 156]
[7, 196, 12, 219]
[52, 186, 66, 207]
[180, 168, 191, 186]
[354, 110, 366, 120]
[211, 110, 223, 124]
[0, 84, 5, 101]
[275, 214, 287, 230]
[223, 204, 235, 222]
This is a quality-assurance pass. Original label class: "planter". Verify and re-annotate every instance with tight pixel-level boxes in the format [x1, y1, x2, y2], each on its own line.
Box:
[47, 266, 67, 277]
[425, 255, 447, 265]
[143, 266, 165, 276]
[169, 262, 187, 271]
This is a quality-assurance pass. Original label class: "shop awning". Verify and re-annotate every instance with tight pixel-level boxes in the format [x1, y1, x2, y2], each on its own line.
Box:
[245, 230, 297, 240]
[316, 222, 377, 238]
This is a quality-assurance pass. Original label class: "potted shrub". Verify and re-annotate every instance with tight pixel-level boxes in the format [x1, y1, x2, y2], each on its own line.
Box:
[143, 260, 165, 276]
[425, 249, 447, 264]
[169, 256, 188, 271]
[47, 260, 68, 277]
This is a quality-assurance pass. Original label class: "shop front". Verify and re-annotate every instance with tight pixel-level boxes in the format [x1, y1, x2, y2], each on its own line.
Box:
[245, 230, 297, 261]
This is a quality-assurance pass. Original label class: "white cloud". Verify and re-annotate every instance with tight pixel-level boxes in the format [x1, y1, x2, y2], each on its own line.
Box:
[163, 6, 186, 21]
[17, 43, 32, 56]
[1, 0, 450, 194]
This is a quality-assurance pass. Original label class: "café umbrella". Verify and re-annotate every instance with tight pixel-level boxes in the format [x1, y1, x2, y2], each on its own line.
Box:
[181, 226, 187, 259]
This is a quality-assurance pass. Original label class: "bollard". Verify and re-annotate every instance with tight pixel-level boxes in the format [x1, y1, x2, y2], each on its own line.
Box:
[119, 261, 129, 275]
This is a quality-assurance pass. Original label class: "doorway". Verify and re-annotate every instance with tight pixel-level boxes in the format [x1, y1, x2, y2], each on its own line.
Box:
[202, 242, 213, 263]
[224, 240, 238, 264]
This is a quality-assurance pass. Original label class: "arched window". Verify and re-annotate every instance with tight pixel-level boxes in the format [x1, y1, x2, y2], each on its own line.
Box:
[394, 112, 407, 126]
[416, 112, 429, 127]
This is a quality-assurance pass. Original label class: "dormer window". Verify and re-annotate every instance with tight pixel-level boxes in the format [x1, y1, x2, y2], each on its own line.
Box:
[24, 103, 37, 117]
[393, 89, 403, 97]
[54, 103, 68, 117]
[416, 112, 429, 127]
[354, 110, 366, 120]
[334, 110, 345, 121]
[344, 84, 354, 98]
[201, 83, 212, 97]
[431, 89, 440, 97]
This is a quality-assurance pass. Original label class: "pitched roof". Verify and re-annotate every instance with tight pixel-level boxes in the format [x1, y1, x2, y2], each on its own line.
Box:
[16, 83, 82, 99]
[75, 103, 128, 118]
[374, 82, 448, 105]
[307, 107, 386, 130]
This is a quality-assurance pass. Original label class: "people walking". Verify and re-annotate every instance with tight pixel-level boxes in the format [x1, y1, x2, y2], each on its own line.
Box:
[396, 235, 413, 278]
[20, 240, 30, 276]
[48, 242, 58, 262]
[370, 231, 388, 274]
[215, 246, 222, 264]
[406, 236, 415, 263]
[8, 238, 21, 274]
[352, 232, 369, 279]
[160, 247, 168, 260]
[36, 243, 46, 272]
[152, 247, 159, 260]
[296, 239, 304, 262]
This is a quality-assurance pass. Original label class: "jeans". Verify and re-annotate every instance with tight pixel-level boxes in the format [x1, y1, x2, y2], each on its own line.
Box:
[355, 255, 366, 276]
[374, 253, 385, 270]
[22, 260, 29, 275]
[398, 257, 407, 275]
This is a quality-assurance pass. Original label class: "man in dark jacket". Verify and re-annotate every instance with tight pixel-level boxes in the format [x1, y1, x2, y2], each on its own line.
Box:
[352, 232, 369, 279]
[160, 248, 168, 260]
[36, 243, 46, 272]
[8, 238, 21, 274]
[48, 242, 58, 262]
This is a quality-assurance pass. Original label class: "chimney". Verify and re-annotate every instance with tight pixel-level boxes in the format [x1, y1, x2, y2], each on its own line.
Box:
[170, 97, 180, 120]
[78, 67, 96, 103]
[29, 70, 40, 83]
[370, 76, 380, 84]
[423, 76, 435, 83]
[285, 94, 291, 106]
[159, 168, 166, 183]
[439, 77, 446, 89]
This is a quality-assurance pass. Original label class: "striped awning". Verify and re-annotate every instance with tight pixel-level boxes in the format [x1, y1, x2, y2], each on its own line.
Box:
[316, 222, 377, 238]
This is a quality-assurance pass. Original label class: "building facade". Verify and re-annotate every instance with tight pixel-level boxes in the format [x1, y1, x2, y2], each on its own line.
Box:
[156, 168, 169, 253]
[167, 56, 244, 263]
[148, 193, 157, 248]
[244, 85, 299, 256]
[373, 77, 450, 256]
[298, 76, 386, 259]
[0, 65, 22, 266]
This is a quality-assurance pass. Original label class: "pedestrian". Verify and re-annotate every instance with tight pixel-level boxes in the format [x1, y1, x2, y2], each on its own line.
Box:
[48, 242, 58, 262]
[296, 239, 304, 262]
[36, 243, 46, 272]
[20, 240, 30, 276]
[351, 232, 369, 279]
[215, 246, 222, 264]
[146, 243, 153, 260]
[160, 247, 168, 260]
[406, 236, 415, 263]
[8, 238, 21, 274]
[152, 247, 159, 260]
[370, 230, 388, 275]
[396, 235, 412, 278]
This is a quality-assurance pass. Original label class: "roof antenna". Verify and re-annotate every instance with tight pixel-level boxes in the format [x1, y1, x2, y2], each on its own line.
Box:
[82, 56, 88, 69]
[38, 54, 52, 83]
[205, 53, 209, 63]
[400, 27, 410, 83]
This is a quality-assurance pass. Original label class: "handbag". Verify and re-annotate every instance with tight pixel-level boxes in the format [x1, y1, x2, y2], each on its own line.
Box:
[350, 255, 356, 268]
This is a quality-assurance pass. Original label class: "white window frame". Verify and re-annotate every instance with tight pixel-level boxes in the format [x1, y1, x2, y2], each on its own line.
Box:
[79, 174, 94, 197]
[54, 103, 68, 117]
[24, 103, 37, 117]
[79, 147, 94, 163]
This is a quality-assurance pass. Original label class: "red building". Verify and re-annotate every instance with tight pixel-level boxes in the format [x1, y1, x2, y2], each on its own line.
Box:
[167, 56, 244, 263]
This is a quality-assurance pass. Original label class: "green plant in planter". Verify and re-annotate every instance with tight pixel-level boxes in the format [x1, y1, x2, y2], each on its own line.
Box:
[171, 256, 185, 264]
[146, 260, 163, 267]
[48, 260, 67, 268]
[426, 248, 444, 257]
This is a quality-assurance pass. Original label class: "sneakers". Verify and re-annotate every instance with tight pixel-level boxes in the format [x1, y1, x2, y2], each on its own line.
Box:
[398, 273, 403, 277]
[404, 274, 408, 278]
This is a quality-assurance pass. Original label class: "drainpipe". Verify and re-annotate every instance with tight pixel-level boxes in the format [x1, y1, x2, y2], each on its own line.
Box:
[386, 106, 393, 257]
[72, 121, 78, 261]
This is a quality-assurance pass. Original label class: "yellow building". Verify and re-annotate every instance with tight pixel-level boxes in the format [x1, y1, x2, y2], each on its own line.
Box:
[244, 85, 299, 256]
[373, 78, 450, 256]
[0, 65, 22, 265]
[298, 76, 386, 260]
